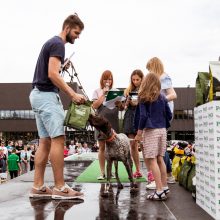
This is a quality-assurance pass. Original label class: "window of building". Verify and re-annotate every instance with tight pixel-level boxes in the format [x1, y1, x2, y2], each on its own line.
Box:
[174, 110, 184, 119]
[174, 109, 193, 120]
[188, 109, 194, 119]
[183, 110, 188, 119]
[0, 110, 35, 120]
[170, 131, 194, 142]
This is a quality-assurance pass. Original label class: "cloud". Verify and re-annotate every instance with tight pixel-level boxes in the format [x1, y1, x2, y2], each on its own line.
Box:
[1, 0, 220, 98]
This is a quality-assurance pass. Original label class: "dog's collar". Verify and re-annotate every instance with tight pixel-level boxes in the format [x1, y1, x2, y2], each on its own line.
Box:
[106, 129, 116, 142]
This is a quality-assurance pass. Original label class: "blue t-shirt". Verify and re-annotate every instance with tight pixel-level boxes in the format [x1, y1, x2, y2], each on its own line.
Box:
[32, 36, 65, 92]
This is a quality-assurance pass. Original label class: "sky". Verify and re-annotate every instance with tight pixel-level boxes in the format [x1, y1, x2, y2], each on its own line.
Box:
[1, 0, 220, 99]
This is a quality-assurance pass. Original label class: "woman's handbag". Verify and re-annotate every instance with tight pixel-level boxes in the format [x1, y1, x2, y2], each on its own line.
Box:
[64, 100, 92, 130]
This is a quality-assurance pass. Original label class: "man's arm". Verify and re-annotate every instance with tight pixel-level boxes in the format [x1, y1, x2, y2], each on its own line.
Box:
[48, 57, 85, 103]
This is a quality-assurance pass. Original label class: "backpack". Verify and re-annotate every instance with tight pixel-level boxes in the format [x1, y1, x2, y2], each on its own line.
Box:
[195, 72, 210, 106]
[209, 61, 220, 101]
[187, 163, 196, 192]
[178, 159, 193, 189]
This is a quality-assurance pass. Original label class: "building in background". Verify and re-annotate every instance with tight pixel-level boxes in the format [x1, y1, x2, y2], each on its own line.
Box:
[0, 83, 94, 144]
[169, 87, 195, 142]
[0, 84, 195, 143]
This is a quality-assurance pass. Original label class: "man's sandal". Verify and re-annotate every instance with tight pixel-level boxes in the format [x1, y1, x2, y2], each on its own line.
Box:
[147, 191, 167, 201]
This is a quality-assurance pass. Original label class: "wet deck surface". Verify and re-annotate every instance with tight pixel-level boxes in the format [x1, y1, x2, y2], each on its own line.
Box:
[0, 160, 213, 220]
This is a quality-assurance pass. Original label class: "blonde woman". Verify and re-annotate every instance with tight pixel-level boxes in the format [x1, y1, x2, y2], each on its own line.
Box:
[123, 69, 144, 178]
[146, 57, 177, 113]
[146, 57, 177, 188]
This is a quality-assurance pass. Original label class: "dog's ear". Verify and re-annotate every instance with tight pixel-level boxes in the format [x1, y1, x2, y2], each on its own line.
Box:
[88, 114, 94, 125]
[88, 113, 102, 127]
[99, 116, 111, 128]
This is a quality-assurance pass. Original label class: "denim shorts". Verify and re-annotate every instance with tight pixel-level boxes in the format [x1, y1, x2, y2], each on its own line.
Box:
[29, 88, 65, 138]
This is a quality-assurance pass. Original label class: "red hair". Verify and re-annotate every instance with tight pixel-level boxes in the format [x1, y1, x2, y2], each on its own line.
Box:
[99, 70, 113, 89]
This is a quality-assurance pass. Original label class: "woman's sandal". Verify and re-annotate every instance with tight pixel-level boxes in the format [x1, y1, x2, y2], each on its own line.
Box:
[147, 191, 167, 201]
[164, 188, 170, 195]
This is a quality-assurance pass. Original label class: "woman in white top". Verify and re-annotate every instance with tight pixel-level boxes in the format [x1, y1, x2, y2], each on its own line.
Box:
[92, 70, 119, 180]
[146, 57, 177, 109]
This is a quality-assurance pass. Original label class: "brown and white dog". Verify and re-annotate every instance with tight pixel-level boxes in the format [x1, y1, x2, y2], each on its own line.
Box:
[88, 114, 138, 195]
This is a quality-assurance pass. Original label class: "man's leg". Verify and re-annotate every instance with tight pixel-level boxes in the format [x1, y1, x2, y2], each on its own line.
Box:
[14, 170, 18, 178]
[9, 171, 13, 179]
[33, 137, 51, 188]
[49, 135, 84, 199]
[49, 135, 65, 189]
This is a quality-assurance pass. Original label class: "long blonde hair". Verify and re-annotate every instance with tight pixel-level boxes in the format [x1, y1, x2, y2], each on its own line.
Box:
[146, 57, 164, 76]
[139, 73, 161, 103]
[124, 69, 144, 97]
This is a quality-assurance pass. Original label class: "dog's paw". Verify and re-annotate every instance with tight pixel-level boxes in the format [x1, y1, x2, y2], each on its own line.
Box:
[130, 186, 139, 194]
[117, 184, 123, 189]
[132, 183, 138, 188]
[130, 183, 138, 193]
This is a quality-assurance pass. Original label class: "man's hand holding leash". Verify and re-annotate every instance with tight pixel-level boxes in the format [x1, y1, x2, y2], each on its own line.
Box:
[72, 93, 86, 104]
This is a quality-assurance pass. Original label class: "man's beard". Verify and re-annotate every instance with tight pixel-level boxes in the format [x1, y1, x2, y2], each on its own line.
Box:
[66, 32, 75, 44]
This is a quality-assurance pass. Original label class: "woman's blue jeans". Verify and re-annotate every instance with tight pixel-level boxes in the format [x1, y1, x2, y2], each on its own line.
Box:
[164, 151, 172, 173]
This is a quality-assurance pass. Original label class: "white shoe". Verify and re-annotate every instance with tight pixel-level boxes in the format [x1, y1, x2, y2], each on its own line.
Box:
[111, 173, 116, 179]
[167, 176, 176, 184]
[146, 181, 156, 190]
[97, 174, 105, 180]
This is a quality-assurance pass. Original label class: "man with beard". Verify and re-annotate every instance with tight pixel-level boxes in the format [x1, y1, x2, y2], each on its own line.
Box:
[29, 14, 85, 200]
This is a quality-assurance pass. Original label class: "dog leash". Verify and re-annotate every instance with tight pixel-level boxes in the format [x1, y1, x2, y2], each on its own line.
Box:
[62, 58, 96, 113]
[63, 61, 90, 100]
[129, 138, 143, 144]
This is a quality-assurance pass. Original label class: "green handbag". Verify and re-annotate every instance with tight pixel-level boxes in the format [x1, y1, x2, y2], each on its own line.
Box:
[64, 100, 92, 130]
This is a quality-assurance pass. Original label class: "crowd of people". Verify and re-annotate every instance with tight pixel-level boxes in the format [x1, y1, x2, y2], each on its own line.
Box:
[0, 138, 99, 183]
[65, 141, 99, 157]
[0, 140, 37, 182]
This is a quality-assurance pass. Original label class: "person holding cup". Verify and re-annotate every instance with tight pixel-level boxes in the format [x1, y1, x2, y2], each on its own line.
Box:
[123, 69, 144, 178]
[92, 70, 119, 180]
